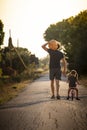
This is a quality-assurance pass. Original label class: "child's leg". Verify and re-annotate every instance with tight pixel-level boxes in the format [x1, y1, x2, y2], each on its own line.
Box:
[51, 79, 55, 97]
[55, 79, 60, 96]
[55, 79, 60, 99]
[67, 88, 71, 99]
[75, 88, 80, 100]
[68, 88, 71, 97]
[74, 88, 78, 97]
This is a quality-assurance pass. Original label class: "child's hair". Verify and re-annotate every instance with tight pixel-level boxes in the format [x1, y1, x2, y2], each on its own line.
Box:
[71, 70, 77, 75]
[48, 39, 60, 50]
[69, 70, 78, 80]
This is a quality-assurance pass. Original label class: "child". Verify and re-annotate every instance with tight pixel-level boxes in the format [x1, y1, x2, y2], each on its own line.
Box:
[67, 70, 80, 100]
[42, 40, 66, 99]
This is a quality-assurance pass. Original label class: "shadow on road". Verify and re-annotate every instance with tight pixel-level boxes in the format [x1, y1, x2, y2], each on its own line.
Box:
[0, 95, 87, 110]
[0, 98, 53, 110]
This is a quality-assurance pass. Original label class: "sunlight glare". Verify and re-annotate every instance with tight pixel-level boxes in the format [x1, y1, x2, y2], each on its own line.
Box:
[0, 0, 87, 58]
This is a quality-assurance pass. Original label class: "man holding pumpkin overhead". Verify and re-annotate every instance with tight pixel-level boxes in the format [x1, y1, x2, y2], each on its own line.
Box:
[42, 39, 66, 99]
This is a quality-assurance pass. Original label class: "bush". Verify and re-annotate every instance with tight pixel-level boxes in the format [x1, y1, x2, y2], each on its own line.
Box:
[11, 75, 21, 83]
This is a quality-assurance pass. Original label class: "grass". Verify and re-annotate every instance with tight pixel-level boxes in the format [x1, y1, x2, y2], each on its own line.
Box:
[0, 80, 32, 105]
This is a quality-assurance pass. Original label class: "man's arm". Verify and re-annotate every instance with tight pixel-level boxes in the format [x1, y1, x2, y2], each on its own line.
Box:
[41, 42, 49, 51]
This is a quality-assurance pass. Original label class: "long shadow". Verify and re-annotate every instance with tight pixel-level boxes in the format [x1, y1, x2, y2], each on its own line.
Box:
[0, 95, 87, 110]
[0, 98, 54, 110]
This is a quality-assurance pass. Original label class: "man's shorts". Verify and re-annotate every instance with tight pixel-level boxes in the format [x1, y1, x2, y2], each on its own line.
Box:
[49, 68, 61, 80]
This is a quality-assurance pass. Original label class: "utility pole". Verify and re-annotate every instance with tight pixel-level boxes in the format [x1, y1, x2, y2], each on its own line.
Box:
[8, 29, 13, 67]
[8, 30, 27, 69]
[17, 39, 19, 48]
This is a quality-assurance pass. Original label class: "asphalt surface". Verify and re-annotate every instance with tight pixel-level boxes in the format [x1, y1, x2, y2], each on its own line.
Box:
[0, 73, 87, 130]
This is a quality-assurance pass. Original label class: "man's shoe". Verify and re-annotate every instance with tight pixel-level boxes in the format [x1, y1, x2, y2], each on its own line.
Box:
[76, 97, 80, 100]
[67, 96, 69, 100]
[56, 95, 60, 99]
[51, 95, 55, 99]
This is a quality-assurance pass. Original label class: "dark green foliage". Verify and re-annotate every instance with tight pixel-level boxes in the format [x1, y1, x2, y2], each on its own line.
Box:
[44, 10, 87, 75]
[1, 47, 39, 75]
[11, 75, 21, 83]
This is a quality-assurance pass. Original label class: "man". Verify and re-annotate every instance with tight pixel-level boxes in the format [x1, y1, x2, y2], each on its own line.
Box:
[42, 40, 66, 99]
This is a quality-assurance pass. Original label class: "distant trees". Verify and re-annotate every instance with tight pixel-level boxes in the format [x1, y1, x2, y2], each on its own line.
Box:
[44, 10, 87, 75]
[1, 47, 39, 75]
[39, 55, 49, 70]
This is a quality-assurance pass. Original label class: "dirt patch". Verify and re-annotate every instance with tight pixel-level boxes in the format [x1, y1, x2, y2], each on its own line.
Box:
[0, 80, 32, 105]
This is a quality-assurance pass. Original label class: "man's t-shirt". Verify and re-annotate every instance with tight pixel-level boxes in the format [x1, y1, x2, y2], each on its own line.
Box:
[47, 49, 64, 69]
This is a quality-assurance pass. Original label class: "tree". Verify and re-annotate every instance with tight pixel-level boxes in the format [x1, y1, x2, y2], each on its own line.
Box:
[43, 10, 87, 74]
[1, 47, 39, 74]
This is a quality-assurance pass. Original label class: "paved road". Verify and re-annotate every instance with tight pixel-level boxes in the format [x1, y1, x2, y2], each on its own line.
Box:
[0, 73, 87, 130]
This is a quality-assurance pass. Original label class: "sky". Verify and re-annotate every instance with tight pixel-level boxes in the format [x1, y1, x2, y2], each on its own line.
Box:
[0, 0, 87, 59]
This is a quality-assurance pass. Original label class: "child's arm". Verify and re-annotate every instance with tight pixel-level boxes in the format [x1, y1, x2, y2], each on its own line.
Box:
[77, 80, 81, 85]
[41, 42, 49, 51]
[61, 57, 67, 76]
[76, 73, 81, 85]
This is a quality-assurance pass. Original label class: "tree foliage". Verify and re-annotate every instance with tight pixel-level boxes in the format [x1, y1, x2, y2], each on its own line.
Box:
[1, 47, 39, 74]
[44, 10, 87, 74]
